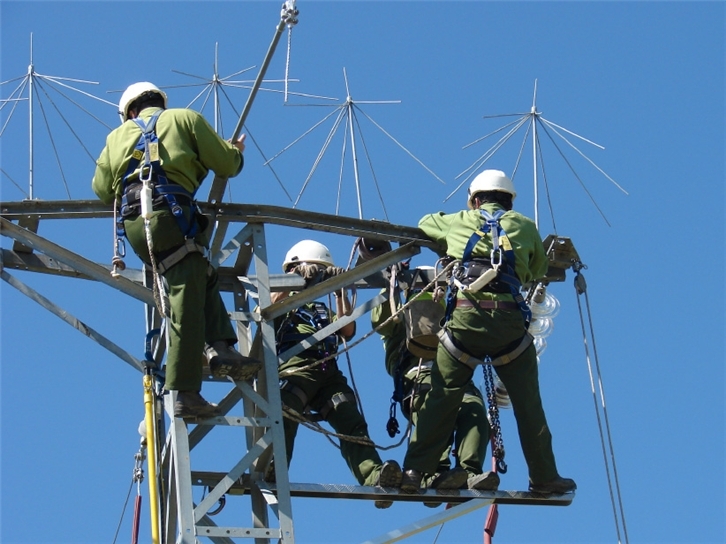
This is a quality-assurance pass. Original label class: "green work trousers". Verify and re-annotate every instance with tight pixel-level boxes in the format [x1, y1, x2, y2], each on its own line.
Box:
[281, 361, 383, 486]
[406, 369, 488, 476]
[403, 306, 559, 485]
[124, 207, 236, 391]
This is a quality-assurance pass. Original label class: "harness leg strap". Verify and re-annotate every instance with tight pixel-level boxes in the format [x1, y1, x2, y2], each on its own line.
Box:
[437, 329, 534, 370]
[281, 380, 309, 408]
[317, 392, 356, 421]
[156, 239, 209, 275]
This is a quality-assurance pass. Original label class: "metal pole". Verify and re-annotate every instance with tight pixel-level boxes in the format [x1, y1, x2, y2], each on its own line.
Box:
[143, 373, 161, 544]
[28, 34, 34, 200]
[207, 1, 298, 203]
[531, 80, 539, 228]
[347, 102, 364, 219]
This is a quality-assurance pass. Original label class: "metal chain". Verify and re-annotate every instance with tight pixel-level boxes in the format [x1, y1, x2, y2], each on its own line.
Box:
[483, 362, 507, 474]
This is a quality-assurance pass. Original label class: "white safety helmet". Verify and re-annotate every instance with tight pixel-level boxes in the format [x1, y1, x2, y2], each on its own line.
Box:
[467, 169, 516, 209]
[282, 240, 334, 272]
[118, 82, 167, 123]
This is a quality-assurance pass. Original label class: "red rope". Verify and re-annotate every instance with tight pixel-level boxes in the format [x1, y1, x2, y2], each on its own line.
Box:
[131, 495, 142, 544]
[483, 438, 499, 544]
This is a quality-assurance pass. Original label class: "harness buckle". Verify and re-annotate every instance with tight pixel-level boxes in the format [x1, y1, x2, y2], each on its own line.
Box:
[139, 164, 153, 183]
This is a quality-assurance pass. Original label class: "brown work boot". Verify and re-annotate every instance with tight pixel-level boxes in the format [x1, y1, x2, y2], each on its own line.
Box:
[428, 467, 468, 490]
[373, 460, 403, 509]
[529, 475, 577, 494]
[467, 471, 500, 491]
[206, 341, 262, 381]
[174, 391, 221, 420]
[400, 468, 423, 494]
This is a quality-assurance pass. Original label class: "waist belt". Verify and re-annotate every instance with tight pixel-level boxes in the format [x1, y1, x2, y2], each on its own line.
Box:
[456, 299, 519, 311]
[120, 182, 194, 217]
[438, 328, 533, 370]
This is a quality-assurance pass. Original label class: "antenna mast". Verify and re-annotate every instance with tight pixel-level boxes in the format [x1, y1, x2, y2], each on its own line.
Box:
[28, 34, 34, 199]
[531, 80, 539, 228]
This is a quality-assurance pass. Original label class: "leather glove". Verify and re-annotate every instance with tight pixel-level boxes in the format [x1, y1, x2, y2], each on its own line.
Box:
[293, 263, 325, 286]
[324, 266, 345, 278]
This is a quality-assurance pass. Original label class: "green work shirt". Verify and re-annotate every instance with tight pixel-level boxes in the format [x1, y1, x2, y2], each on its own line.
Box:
[92, 107, 243, 204]
[418, 202, 548, 288]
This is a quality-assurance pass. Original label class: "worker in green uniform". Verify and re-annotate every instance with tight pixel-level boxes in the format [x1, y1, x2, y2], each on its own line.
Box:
[272, 240, 402, 509]
[92, 82, 261, 420]
[400, 169, 576, 495]
[371, 276, 500, 494]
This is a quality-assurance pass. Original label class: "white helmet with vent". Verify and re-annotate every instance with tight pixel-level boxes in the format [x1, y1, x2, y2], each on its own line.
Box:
[283, 240, 334, 271]
[118, 82, 167, 123]
[467, 169, 516, 209]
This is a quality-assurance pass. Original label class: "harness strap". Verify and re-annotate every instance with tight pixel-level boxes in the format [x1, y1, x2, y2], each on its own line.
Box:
[456, 299, 519, 311]
[458, 209, 532, 328]
[437, 329, 533, 370]
[317, 392, 356, 421]
[281, 380, 309, 407]
[156, 239, 209, 275]
[118, 111, 199, 239]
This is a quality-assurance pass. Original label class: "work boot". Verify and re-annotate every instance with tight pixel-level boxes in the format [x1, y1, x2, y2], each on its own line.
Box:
[529, 475, 577, 494]
[206, 341, 262, 381]
[428, 467, 468, 490]
[174, 391, 222, 420]
[373, 460, 403, 509]
[467, 471, 500, 491]
[421, 467, 468, 507]
[400, 468, 423, 494]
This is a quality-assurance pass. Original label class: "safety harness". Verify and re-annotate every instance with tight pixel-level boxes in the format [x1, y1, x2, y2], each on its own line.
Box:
[277, 303, 355, 421]
[447, 209, 531, 326]
[438, 208, 535, 371]
[115, 110, 207, 274]
[276, 302, 339, 359]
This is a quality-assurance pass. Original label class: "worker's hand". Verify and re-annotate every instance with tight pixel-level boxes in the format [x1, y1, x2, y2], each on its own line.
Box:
[231, 134, 246, 153]
[293, 263, 325, 287]
[324, 266, 345, 279]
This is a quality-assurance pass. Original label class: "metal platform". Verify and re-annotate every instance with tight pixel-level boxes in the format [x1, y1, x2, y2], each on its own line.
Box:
[191, 472, 575, 507]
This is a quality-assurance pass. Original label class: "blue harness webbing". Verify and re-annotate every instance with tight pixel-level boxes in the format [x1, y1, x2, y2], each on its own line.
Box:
[276, 303, 339, 358]
[446, 208, 532, 328]
[117, 111, 198, 239]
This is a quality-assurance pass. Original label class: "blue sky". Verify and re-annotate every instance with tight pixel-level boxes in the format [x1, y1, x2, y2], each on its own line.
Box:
[1, 1, 724, 543]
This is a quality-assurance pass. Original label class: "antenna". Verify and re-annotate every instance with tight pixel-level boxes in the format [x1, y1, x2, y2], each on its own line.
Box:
[0, 33, 115, 200]
[266, 67, 445, 220]
[450, 80, 627, 229]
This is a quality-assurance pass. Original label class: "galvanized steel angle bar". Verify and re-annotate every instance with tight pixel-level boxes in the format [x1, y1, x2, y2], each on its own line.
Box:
[277, 291, 388, 362]
[194, 429, 273, 522]
[212, 223, 256, 269]
[164, 392, 197, 544]
[0, 267, 145, 372]
[362, 499, 493, 544]
[0, 216, 154, 305]
[261, 242, 420, 321]
[196, 526, 283, 540]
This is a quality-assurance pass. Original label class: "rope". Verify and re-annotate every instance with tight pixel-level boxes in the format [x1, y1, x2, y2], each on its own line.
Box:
[281, 403, 411, 451]
[279, 260, 456, 378]
[573, 263, 629, 544]
[143, 218, 170, 317]
[277, 258, 455, 452]
[111, 444, 146, 544]
[111, 479, 135, 544]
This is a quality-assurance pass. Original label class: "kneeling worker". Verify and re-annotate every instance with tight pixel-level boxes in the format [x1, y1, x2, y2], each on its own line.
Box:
[271, 240, 401, 508]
